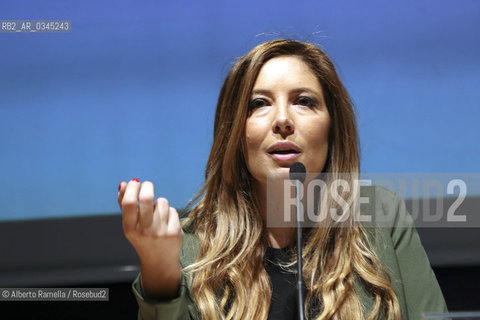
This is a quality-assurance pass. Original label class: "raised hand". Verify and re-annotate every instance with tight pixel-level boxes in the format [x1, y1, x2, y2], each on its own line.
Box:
[118, 179, 184, 300]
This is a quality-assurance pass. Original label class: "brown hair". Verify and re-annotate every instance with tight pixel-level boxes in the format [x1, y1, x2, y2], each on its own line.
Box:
[183, 39, 401, 320]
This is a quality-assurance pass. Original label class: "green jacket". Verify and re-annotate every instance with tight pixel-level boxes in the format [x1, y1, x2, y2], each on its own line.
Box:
[131, 186, 448, 319]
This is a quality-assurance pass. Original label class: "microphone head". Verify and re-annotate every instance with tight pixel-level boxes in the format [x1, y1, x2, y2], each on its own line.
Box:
[289, 162, 306, 183]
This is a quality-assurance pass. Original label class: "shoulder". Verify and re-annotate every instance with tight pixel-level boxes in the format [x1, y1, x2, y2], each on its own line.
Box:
[360, 185, 417, 257]
[359, 185, 406, 263]
[360, 185, 414, 235]
[360, 185, 405, 218]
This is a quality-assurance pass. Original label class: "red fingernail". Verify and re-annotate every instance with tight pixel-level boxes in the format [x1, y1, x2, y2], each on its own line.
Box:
[132, 178, 140, 183]
[118, 182, 123, 191]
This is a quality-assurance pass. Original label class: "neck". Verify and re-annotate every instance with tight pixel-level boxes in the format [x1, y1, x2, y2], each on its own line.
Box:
[256, 182, 296, 249]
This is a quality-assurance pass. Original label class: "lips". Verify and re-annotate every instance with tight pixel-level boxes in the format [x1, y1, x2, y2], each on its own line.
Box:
[267, 141, 301, 161]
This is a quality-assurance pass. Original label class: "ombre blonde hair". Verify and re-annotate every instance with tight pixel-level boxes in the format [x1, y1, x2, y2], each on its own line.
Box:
[183, 39, 401, 320]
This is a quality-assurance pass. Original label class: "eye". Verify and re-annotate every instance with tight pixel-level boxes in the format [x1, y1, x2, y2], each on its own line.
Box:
[248, 98, 268, 109]
[295, 96, 317, 108]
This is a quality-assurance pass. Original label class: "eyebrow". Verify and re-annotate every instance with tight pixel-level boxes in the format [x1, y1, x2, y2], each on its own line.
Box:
[251, 87, 321, 96]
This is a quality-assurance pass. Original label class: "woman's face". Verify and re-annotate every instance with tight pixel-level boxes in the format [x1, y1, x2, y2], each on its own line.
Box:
[244, 55, 331, 187]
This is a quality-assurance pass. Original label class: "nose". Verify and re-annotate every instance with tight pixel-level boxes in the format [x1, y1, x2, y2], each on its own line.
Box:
[272, 103, 294, 138]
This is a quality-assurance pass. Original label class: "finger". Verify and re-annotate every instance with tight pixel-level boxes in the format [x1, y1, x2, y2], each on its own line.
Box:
[117, 181, 126, 207]
[138, 181, 155, 229]
[167, 207, 183, 235]
[153, 197, 170, 232]
[121, 178, 141, 232]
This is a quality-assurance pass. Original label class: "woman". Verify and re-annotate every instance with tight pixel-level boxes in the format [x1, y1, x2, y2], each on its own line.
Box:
[118, 39, 447, 319]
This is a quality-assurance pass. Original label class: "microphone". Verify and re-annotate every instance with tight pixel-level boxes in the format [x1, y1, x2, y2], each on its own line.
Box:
[289, 162, 306, 184]
[289, 162, 306, 320]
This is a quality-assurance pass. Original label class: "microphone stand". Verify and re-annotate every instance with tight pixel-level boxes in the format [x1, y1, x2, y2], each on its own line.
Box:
[295, 178, 305, 320]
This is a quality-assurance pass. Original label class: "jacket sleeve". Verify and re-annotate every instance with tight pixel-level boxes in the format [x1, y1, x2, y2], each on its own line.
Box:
[132, 272, 193, 320]
[378, 187, 449, 319]
[131, 226, 199, 320]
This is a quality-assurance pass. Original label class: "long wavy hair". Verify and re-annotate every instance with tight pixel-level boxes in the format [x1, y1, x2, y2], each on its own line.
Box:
[183, 39, 401, 320]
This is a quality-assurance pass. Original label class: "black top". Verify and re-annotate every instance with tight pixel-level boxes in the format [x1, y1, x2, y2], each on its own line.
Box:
[264, 246, 307, 320]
